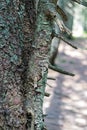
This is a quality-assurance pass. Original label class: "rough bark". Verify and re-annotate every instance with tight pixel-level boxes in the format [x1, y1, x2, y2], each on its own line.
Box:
[24, 1, 52, 129]
[0, 0, 52, 130]
[0, 0, 27, 129]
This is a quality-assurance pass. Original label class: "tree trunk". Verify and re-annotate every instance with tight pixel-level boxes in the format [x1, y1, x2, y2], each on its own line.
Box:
[0, 0, 27, 129]
[0, 0, 53, 130]
[23, 0, 53, 129]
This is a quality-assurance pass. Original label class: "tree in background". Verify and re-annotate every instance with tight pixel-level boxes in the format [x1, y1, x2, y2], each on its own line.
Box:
[82, 7, 87, 32]
[64, 0, 74, 38]
[0, 0, 87, 130]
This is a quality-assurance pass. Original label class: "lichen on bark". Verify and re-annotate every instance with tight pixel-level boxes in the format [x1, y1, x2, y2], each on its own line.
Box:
[24, 0, 53, 129]
[0, 0, 63, 129]
[0, 0, 27, 129]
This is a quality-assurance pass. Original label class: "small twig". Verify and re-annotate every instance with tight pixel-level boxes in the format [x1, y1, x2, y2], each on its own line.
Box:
[52, 33, 78, 49]
[42, 114, 48, 117]
[49, 63, 75, 76]
[44, 92, 50, 97]
[58, 35, 78, 49]
[46, 83, 52, 88]
[47, 77, 56, 80]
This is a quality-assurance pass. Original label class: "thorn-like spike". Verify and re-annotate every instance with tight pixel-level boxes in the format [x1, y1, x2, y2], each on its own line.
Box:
[47, 77, 56, 80]
[58, 35, 78, 49]
[52, 32, 78, 49]
[44, 92, 50, 97]
[49, 63, 75, 76]
[42, 114, 48, 117]
[46, 83, 52, 88]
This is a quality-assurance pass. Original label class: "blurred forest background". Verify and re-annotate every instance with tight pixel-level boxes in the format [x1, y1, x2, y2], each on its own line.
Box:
[72, 3, 87, 37]
[43, 1, 87, 130]
[60, 0, 87, 38]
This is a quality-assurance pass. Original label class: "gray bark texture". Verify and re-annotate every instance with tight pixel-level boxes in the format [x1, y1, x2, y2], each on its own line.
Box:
[0, 0, 27, 129]
[0, 0, 52, 130]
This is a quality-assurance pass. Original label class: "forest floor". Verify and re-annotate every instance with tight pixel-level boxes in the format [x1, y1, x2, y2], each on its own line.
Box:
[43, 38, 87, 130]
